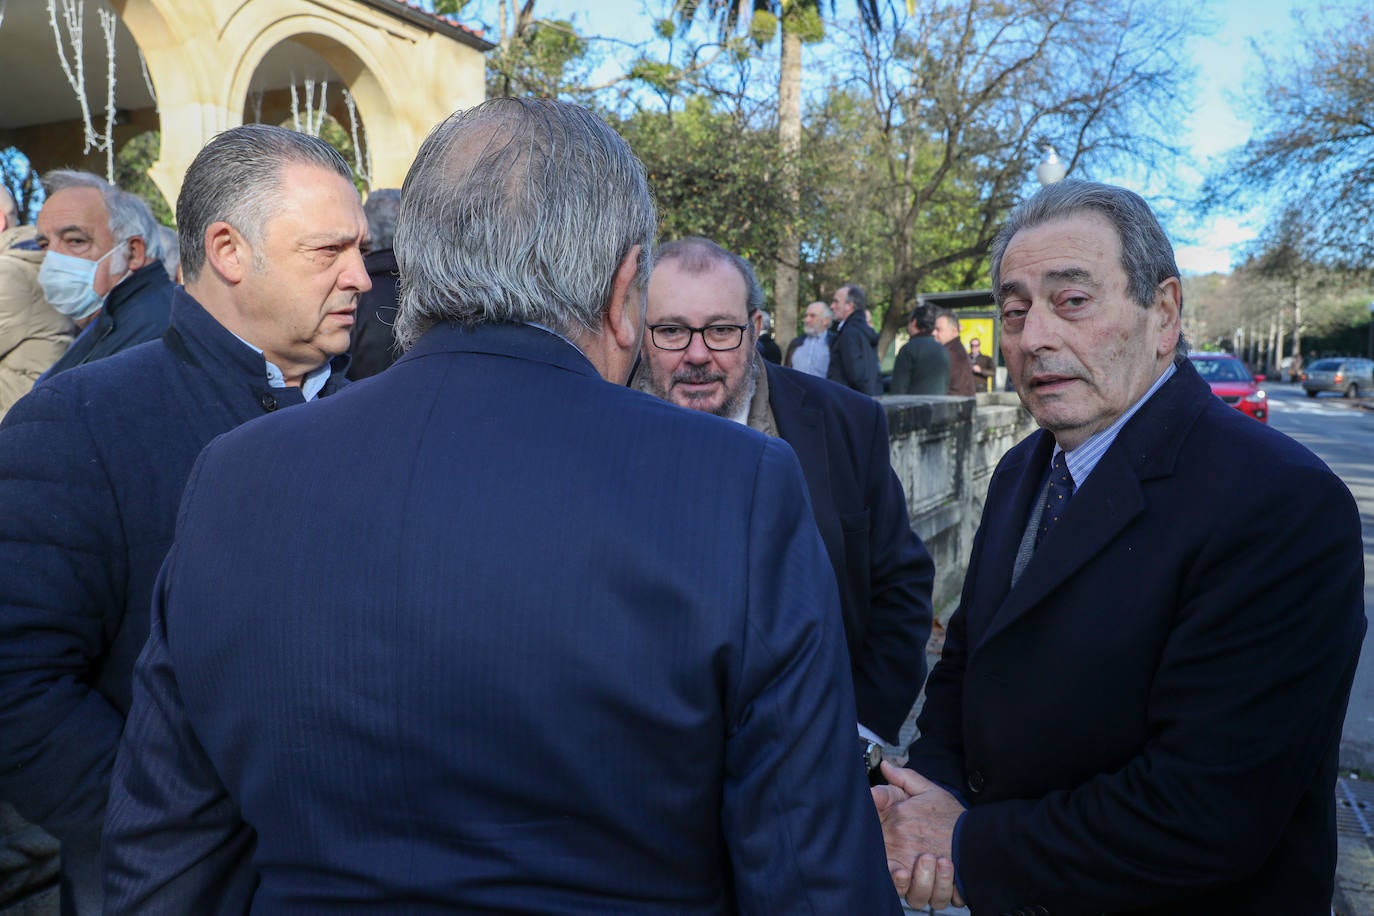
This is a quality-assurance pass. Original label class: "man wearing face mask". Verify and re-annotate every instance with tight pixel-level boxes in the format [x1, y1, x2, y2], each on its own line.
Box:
[0, 127, 364, 915]
[35, 170, 172, 379]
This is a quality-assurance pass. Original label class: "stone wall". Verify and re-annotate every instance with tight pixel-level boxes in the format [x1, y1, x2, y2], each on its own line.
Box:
[884, 392, 1037, 620]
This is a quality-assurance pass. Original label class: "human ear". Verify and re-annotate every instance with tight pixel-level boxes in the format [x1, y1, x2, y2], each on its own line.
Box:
[607, 244, 643, 350]
[1154, 277, 1182, 356]
[203, 221, 248, 284]
[126, 236, 149, 272]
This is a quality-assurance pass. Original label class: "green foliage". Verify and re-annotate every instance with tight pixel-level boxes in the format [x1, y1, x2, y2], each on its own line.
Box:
[488, 19, 590, 98]
[784, 5, 825, 44]
[628, 59, 681, 94]
[615, 97, 796, 285]
[654, 17, 676, 40]
[748, 11, 778, 45]
[114, 131, 174, 227]
[432, 0, 472, 15]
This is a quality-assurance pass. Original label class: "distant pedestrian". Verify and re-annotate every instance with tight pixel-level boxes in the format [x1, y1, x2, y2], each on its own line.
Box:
[347, 188, 402, 380]
[756, 309, 782, 364]
[889, 304, 948, 395]
[828, 284, 881, 396]
[934, 309, 975, 396]
[786, 300, 834, 377]
[969, 336, 994, 391]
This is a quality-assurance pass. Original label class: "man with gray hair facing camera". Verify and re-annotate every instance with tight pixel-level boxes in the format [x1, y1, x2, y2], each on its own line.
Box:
[0, 124, 364, 914]
[874, 180, 1364, 914]
[102, 98, 898, 915]
[34, 170, 172, 378]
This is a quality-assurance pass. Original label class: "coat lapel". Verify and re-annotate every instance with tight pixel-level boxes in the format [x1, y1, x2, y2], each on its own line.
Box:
[972, 363, 1213, 653]
[766, 364, 834, 520]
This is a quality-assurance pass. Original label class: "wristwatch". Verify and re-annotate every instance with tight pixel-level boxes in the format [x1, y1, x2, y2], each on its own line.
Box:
[861, 737, 884, 773]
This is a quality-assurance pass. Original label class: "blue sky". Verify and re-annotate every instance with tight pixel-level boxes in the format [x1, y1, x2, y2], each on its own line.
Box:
[455, 0, 1311, 275]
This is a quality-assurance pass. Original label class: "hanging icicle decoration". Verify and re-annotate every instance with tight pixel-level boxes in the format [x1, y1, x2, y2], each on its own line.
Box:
[138, 48, 157, 113]
[46, 0, 120, 181]
[98, 6, 116, 182]
[289, 70, 301, 132]
[343, 88, 370, 187]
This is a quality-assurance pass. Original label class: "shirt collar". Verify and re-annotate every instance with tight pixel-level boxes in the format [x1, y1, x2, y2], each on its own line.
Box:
[1055, 362, 1176, 491]
[230, 332, 333, 402]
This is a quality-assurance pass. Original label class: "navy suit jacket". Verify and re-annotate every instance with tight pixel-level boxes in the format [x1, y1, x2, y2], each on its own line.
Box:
[103, 323, 899, 915]
[766, 362, 934, 743]
[908, 360, 1366, 914]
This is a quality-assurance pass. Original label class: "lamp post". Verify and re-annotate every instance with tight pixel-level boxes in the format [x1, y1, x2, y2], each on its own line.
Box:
[1035, 145, 1068, 186]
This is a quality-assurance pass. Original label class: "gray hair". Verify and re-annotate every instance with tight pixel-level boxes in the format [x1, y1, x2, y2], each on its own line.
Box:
[807, 301, 833, 322]
[0, 186, 17, 228]
[393, 97, 656, 348]
[936, 308, 960, 332]
[155, 224, 180, 281]
[177, 124, 352, 283]
[990, 180, 1187, 360]
[653, 237, 765, 317]
[840, 284, 868, 315]
[363, 188, 400, 251]
[42, 171, 157, 257]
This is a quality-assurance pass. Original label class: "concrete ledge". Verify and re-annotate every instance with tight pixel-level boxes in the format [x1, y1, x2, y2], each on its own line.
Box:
[883, 394, 1036, 617]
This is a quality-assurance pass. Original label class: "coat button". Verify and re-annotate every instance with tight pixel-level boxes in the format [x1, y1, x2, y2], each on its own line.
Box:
[259, 392, 278, 411]
[968, 769, 985, 793]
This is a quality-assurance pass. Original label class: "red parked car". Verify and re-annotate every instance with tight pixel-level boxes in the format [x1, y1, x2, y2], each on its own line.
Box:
[1188, 353, 1267, 423]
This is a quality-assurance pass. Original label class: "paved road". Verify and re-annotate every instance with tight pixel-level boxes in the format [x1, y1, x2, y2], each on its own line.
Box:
[1264, 383, 1374, 771]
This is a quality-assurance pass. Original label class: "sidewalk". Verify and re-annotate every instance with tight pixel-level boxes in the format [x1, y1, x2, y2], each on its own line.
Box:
[1336, 775, 1374, 915]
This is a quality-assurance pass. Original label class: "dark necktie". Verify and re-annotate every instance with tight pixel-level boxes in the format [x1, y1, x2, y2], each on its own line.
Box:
[1035, 452, 1074, 550]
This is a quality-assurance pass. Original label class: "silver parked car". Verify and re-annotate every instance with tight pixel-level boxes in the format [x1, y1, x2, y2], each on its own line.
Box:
[1302, 357, 1374, 398]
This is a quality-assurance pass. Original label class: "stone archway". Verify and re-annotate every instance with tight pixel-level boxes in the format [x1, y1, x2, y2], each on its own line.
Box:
[121, 0, 489, 202]
[0, 0, 490, 208]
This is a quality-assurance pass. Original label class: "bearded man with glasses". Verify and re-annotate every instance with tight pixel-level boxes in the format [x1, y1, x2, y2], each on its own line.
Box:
[637, 236, 935, 762]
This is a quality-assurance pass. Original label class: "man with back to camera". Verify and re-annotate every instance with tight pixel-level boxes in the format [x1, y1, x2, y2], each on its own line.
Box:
[0, 185, 73, 417]
[889, 303, 948, 396]
[0, 124, 365, 914]
[34, 171, 172, 377]
[101, 98, 898, 915]
[828, 282, 882, 395]
[637, 236, 935, 758]
[873, 180, 1365, 914]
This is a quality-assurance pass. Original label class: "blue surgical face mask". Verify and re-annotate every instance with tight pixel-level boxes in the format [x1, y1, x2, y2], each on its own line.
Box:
[38, 243, 128, 321]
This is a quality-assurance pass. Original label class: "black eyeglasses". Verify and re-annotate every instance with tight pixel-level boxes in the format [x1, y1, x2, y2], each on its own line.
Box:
[647, 323, 750, 351]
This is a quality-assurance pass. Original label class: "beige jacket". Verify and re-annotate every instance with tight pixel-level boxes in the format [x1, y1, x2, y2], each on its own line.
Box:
[0, 225, 74, 418]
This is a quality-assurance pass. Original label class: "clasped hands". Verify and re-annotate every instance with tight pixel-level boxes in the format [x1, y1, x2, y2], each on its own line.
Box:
[871, 760, 966, 910]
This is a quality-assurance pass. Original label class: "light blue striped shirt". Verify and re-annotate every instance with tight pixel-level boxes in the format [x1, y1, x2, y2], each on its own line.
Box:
[1055, 363, 1176, 492]
[231, 333, 333, 402]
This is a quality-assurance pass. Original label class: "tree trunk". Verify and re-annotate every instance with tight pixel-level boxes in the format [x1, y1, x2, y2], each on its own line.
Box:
[774, 20, 802, 350]
[1291, 278, 1302, 368]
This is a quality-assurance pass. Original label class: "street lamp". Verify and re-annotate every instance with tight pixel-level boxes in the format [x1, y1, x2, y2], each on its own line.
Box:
[1035, 145, 1068, 186]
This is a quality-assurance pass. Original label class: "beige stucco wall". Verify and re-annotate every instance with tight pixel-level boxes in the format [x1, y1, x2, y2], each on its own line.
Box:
[107, 0, 487, 202]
